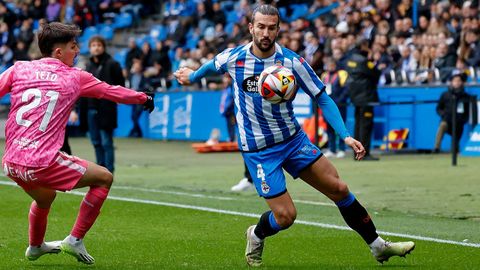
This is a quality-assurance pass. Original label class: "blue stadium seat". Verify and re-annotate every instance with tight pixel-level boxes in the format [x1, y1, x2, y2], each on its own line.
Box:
[98, 25, 114, 41]
[226, 10, 238, 24]
[225, 22, 234, 34]
[278, 7, 287, 20]
[136, 35, 156, 48]
[150, 24, 167, 41]
[113, 48, 128, 69]
[185, 35, 199, 49]
[289, 4, 309, 22]
[79, 26, 98, 43]
[113, 12, 133, 29]
[33, 19, 40, 31]
[79, 40, 90, 55]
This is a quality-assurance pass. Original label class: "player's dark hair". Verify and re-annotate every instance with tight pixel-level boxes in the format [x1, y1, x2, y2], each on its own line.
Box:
[38, 22, 81, 57]
[251, 4, 280, 27]
[88, 35, 107, 49]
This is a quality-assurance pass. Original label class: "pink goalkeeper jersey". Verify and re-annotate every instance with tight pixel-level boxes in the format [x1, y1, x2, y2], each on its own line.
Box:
[0, 58, 147, 167]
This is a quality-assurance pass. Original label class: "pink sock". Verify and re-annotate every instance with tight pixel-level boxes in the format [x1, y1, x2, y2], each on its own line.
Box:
[29, 201, 50, 246]
[71, 186, 109, 239]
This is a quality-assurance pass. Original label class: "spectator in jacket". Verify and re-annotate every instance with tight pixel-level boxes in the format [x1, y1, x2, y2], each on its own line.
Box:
[85, 36, 125, 173]
[345, 38, 381, 160]
[434, 70, 472, 153]
[433, 42, 457, 82]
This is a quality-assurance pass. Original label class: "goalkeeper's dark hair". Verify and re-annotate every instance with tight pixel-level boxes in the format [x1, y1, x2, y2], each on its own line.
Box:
[251, 4, 280, 27]
[38, 22, 81, 57]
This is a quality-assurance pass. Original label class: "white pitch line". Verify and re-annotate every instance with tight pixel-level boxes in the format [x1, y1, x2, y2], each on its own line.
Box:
[1, 180, 479, 248]
[0, 177, 335, 207]
[112, 185, 235, 201]
[113, 184, 336, 207]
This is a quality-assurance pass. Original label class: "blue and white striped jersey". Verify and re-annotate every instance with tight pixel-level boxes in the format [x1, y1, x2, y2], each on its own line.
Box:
[213, 42, 326, 152]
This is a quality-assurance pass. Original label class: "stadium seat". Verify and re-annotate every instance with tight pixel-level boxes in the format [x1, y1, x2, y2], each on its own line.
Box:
[136, 35, 156, 48]
[113, 12, 133, 29]
[113, 48, 128, 69]
[33, 19, 40, 31]
[289, 4, 309, 22]
[79, 26, 98, 43]
[278, 7, 287, 20]
[226, 10, 238, 24]
[225, 22, 234, 35]
[150, 24, 167, 41]
[185, 35, 199, 49]
[79, 40, 90, 55]
[98, 25, 114, 41]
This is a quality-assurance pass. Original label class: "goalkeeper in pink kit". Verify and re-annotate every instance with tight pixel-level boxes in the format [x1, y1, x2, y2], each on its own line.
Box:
[0, 22, 154, 264]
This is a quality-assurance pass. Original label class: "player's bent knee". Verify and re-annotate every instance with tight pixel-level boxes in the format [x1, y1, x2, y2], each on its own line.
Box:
[275, 208, 297, 227]
[35, 192, 57, 208]
[336, 181, 349, 196]
[97, 167, 113, 188]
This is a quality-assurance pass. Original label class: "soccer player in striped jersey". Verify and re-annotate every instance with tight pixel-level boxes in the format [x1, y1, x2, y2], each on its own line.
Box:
[0, 22, 154, 265]
[175, 5, 414, 267]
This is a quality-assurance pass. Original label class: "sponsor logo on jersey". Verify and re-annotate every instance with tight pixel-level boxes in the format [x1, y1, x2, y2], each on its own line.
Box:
[242, 75, 260, 93]
[297, 144, 318, 156]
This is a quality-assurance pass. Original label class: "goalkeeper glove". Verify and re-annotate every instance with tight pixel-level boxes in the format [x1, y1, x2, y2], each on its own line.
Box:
[143, 93, 155, 113]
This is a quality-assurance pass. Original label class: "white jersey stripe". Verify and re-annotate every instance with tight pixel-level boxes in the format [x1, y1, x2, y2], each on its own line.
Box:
[56, 154, 87, 175]
[243, 55, 265, 149]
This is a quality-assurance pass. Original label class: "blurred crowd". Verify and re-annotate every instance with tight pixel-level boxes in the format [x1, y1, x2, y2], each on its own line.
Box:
[119, 0, 480, 91]
[0, 0, 156, 73]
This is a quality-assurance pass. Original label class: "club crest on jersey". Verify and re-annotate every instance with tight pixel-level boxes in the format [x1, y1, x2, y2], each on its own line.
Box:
[261, 180, 270, 194]
[242, 75, 260, 93]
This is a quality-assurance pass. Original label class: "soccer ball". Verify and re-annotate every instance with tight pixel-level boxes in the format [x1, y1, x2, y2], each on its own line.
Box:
[257, 65, 297, 104]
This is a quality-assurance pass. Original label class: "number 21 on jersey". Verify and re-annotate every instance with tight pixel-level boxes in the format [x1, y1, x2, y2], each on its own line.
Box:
[16, 88, 59, 132]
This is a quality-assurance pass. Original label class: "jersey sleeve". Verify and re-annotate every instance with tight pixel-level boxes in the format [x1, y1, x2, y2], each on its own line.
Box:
[188, 60, 222, 83]
[292, 56, 326, 99]
[0, 66, 14, 98]
[316, 92, 350, 139]
[213, 48, 234, 73]
[79, 70, 147, 104]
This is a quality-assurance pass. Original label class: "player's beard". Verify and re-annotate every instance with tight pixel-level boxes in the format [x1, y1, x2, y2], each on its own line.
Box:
[254, 35, 275, 52]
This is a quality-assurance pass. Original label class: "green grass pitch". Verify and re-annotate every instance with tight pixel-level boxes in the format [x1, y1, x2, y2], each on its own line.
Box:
[0, 138, 479, 269]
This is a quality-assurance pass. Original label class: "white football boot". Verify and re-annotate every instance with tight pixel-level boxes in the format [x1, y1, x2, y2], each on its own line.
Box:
[371, 240, 415, 263]
[245, 225, 264, 267]
[231, 178, 254, 192]
[25, 241, 61, 261]
[60, 235, 95, 265]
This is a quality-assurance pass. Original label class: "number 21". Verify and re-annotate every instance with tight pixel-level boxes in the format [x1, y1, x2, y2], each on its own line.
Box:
[16, 88, 59, 132]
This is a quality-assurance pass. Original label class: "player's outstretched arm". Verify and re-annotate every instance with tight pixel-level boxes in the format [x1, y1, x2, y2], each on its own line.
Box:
[79, 71, 151, 108]
[316, 92, 365, 160]
[174, 59, 221, 86]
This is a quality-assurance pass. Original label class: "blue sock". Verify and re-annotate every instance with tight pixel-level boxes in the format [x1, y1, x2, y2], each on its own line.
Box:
[268, 211, 282, 231]
[335, 192, 356, 208]
[254, 210, 287, 239]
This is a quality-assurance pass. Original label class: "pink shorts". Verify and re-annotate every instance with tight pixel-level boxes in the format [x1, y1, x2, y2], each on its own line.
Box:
[3, 152, 89, 192]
